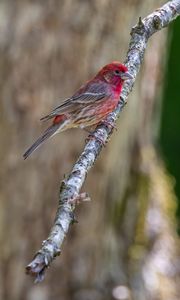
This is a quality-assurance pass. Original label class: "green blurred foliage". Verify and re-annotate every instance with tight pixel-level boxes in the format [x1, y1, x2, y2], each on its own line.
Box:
[160, 18, 180, 233]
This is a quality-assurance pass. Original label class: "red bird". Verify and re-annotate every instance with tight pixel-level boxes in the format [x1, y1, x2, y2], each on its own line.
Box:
[23, 61, 132, 159]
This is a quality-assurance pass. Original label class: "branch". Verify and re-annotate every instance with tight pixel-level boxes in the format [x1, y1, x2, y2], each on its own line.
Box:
[26, 0, 180, 282]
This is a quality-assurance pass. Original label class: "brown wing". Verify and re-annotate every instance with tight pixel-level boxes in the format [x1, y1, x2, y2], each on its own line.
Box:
[40, 81, 109, 121]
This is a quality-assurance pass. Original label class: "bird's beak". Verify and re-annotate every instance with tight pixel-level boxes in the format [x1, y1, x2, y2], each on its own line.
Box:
[121, 71, 133, 80]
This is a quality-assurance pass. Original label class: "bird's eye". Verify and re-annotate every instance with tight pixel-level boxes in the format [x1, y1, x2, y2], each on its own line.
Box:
[114, 69, 120, 75]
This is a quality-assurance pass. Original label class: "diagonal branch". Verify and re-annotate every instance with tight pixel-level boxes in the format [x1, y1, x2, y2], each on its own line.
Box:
[26, 0, 180, 282]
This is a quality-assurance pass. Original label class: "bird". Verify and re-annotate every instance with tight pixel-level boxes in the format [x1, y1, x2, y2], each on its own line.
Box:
[23, 61, 132, 159]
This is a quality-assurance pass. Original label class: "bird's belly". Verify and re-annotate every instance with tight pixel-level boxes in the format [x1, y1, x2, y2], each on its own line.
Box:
[73, 99, 118, 127]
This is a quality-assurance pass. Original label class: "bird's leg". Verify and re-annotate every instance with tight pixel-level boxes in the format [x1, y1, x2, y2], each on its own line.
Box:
[98, 120, 117, 131]
[83, 126, 106, 146]
[85, 132, 106, 146]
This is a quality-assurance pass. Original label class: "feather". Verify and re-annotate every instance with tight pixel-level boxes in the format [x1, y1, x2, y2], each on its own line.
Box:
[40, 81, 108, 122]
[23, 123, 60, 159]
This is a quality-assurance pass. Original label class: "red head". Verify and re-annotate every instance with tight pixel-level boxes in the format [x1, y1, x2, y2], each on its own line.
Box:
[96, 61, 132, 87]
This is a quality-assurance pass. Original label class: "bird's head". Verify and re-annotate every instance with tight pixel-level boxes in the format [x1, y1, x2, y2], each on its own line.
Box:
[96, 61, 133, 87]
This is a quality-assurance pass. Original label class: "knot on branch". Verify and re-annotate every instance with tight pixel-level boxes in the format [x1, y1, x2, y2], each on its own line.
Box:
[131, 17, 146, 36]
[153, 15, 162, 30]
[68, 192, 91, 205]
[119, 96, 127, 106]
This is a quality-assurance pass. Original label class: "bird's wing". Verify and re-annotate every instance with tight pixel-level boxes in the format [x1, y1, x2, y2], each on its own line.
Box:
[40, 81, 109, 121]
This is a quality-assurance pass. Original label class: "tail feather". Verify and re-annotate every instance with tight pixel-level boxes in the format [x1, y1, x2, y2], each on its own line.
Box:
[23, 124, 60, 159]
[40, 114, 52, 121]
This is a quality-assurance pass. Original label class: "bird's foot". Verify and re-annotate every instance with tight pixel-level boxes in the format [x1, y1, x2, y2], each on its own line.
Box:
[99, 120, 117, 131]
[85, 133, 106, 146]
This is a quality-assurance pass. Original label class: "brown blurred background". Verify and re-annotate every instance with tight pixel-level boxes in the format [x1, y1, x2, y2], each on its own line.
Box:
[0, 1, 179, 300]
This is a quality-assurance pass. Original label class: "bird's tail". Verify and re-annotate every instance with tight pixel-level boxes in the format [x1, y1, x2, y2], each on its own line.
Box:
[23, 123, 61, 159]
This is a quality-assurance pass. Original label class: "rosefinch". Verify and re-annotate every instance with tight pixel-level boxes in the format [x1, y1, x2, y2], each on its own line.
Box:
[23, 61, 132, 159]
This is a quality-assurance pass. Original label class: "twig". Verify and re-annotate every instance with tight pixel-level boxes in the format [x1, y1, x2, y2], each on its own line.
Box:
[26, 0, 180, 282]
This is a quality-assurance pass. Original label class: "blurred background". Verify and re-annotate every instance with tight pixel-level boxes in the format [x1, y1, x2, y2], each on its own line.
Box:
[0, 0, 179, 300]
